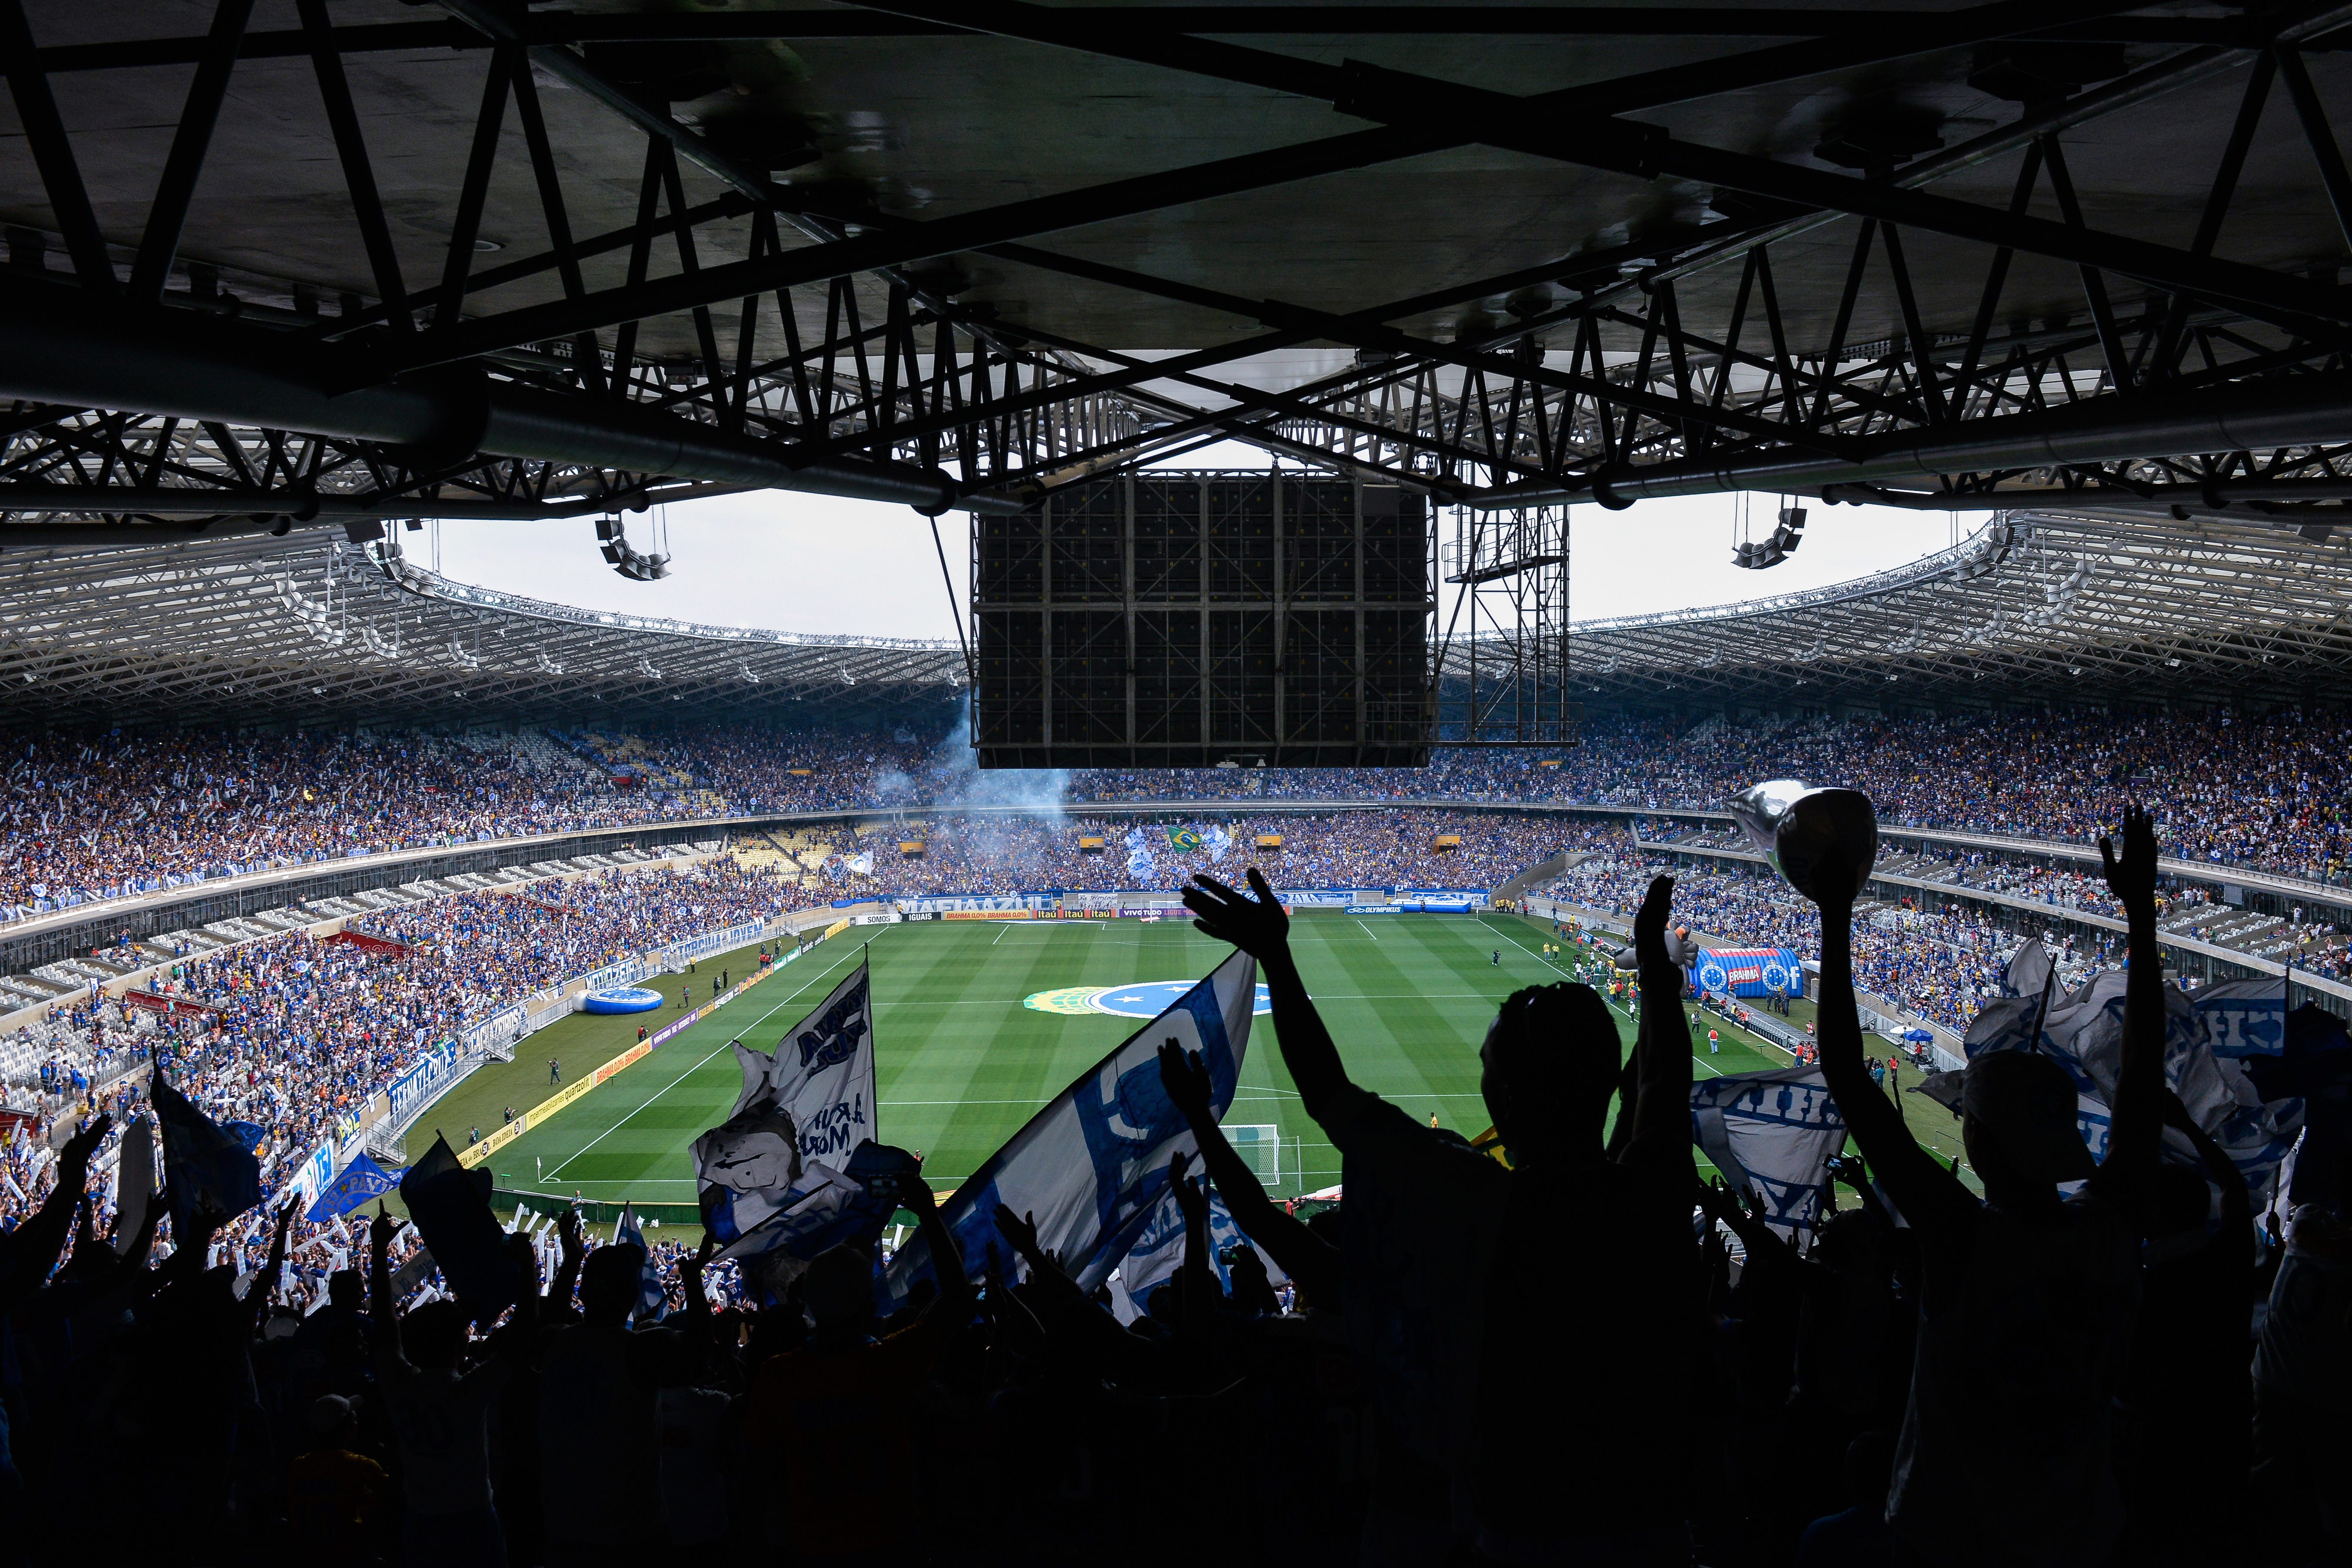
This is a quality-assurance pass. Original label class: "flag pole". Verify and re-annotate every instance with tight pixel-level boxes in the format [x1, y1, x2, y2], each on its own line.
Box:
[2028, 944, 2058, 1051]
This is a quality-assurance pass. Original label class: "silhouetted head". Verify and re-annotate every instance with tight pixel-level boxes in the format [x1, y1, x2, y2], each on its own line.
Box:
[403, 1299, 469, 1370]
[1479, 983, 1619, 1165]
[580, 1242, 645, 1326]
[1961, 1049, 2094, 1199]
[800, 1244, 877, 1333]
[327, 1268, 363, 1311]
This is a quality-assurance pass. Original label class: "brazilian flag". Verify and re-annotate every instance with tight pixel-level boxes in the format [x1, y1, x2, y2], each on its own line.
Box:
[1168, 826, 1204, 852]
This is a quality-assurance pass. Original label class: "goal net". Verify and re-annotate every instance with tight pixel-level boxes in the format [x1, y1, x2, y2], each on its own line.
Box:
[1225, 1124, 1281, 1185]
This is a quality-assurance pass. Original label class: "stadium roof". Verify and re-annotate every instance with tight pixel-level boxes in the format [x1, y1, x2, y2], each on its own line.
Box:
[4, 505, 2344, 730]
[0, 532, 964, 729]
[1556, 508, 2352, 709]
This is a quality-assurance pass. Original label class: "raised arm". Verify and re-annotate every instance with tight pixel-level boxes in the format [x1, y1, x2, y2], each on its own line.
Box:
[367, 1205, 406, 1366]
[1810, 848, 1975, 1237]
[252, 1198, 297, 1339]
[2093, 805, 2164, 1211]
[1622, 878, 1695, 1176]
[1157, 1041, 1338, 1301]
[1185, 868, 1349, 1120]
[0, 1115, 109, 1311]
[900, 1170, 971, 1315]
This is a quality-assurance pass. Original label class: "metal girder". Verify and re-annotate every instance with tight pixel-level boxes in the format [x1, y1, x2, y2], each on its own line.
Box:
[12, 0, 2352, 542]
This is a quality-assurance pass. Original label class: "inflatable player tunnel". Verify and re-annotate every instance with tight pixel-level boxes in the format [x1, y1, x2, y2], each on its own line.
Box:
[1687, 947, 1804, 1000]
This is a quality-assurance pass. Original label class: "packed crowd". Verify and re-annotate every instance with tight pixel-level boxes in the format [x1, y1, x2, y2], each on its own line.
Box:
[3, 820, 2339, 1568]
[0, 857, 799, 1235]
[10, 704, 2352, 925]
[1554, 848, 2093, 1035]
[828, 808, 1572, 898]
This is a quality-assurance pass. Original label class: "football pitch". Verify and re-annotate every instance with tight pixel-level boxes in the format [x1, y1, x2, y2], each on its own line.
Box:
[439, 911, 1969, 1218]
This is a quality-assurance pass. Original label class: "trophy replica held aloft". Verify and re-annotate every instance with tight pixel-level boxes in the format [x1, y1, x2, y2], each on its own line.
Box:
[1728, 779, 1878, 902]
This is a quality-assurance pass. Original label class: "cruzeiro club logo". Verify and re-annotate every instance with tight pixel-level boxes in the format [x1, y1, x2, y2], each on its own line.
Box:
[1697, 961, 1728, 993]
[794, 979, 869, 1068]
[1025, 980, 1272, 1018]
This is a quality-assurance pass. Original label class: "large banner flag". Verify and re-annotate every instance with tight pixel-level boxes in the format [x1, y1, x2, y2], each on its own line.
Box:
[399, 1133, 521, 1318]
[693, 961, 879, 1256]
[1204, 824, 1232, 864]
[305, 1151, 400, 1222]
[886, 947, 1259, 1303]
[152, 1067, 262, 1239]
[1124, 827, 1157, 881]
[1958, 968, 2319, 1201]
[1167, 826, 1204, 852]
[1690, 1066, 1847, 1237]
[1116, 1186, 1288, 1318]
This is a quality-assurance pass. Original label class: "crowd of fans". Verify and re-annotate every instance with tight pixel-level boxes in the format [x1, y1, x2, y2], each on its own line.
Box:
[11, 703, 2352, 926]
[1553, 847, 2101, 1036]
[4, 821, 2339, 1567]
[829, 808, 1570, 898]
[0, 858, 801, 1234]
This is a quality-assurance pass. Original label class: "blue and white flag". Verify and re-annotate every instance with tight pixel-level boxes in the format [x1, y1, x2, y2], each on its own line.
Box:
[1115, 1186, 1287, 1319]
[1204, 824, 1232, 865]
[306, 1151, 400, 1222]
[613, 1202, 669, 1322]
[1963, 970, 2309, 1198]
[1124, 826, 1157, 882]
[693, 961, 877, 1256]
[1691, 1065, 1847, 1238]
[885, 947, 1259, 1302]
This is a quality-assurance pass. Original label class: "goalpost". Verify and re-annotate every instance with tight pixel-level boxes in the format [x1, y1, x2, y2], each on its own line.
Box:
[1225, 1124, 1281, 1187]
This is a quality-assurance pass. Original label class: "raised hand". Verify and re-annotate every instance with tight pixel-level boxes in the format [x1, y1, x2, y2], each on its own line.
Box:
[1632, 876, 1678, 974]
[1183, 867, 1289, 959]
[368, 1203, 398, 1254]
[556, 1206, 583, 1259]
[992, 1204, 1044, 1262]
[1156, 1039, 1213, 1123]
[1168, 1149, 1207, 1222]
[59, 1113, 113, 1169]
[2099, 802, 2159, 917]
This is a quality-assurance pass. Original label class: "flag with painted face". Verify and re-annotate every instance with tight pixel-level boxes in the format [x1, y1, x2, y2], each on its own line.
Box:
[693, 962, 876, 1254]
[1690, 1066, 1847, 1238]
[884, 947, 1259, 1303]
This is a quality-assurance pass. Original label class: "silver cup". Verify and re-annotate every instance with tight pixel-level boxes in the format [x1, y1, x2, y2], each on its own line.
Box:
[1728, 778, 1878, 902]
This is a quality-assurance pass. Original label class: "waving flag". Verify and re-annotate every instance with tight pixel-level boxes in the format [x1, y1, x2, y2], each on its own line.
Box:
[1690, 1065, 1847, 1238]
[846, 851, 875, 876]
[1167, 826, 1204, 852]
[1116, 1186, 1287, 1317]
[884, 947, 1259, 1303]
[613, 1203, 670, 1321]
[1125, 826, 1157, 881]
[1204, 825, 1232, 864]
[306, 1150, 400, 1222]
[152, 1067, 262, 1237]
[694, 961, 879, 1256]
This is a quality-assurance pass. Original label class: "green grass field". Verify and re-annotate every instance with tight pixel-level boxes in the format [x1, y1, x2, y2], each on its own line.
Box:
[417, 910, 1972, 1222]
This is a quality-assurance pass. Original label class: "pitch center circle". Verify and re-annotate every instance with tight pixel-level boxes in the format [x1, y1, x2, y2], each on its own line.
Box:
[1023, 980, 1274, 1017]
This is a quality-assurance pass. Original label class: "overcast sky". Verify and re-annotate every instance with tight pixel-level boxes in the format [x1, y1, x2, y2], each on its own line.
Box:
[424, 440, 1971, 639]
